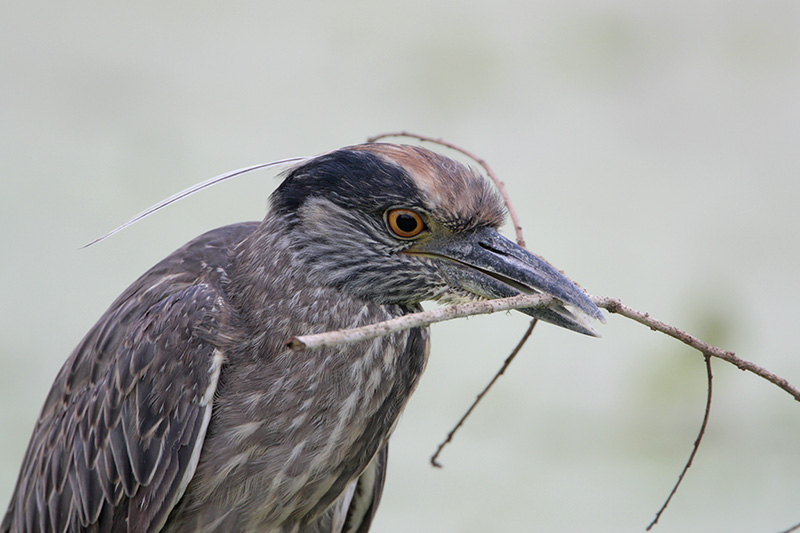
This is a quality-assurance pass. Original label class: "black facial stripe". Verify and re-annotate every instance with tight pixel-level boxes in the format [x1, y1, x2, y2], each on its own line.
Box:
[271, 150, 423, 216]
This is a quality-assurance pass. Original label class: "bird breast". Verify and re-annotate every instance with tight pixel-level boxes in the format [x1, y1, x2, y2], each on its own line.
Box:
[169, 248, 430, 529]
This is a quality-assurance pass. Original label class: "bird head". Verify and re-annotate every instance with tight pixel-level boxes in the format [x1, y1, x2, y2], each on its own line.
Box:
[271, 143, 603, 336]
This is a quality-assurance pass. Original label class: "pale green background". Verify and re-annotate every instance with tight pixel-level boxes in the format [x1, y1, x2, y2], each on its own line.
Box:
[1, 2, 799, 532]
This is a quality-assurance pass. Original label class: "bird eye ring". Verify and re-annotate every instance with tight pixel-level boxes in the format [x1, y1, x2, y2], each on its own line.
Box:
[386, 208, 426, 239]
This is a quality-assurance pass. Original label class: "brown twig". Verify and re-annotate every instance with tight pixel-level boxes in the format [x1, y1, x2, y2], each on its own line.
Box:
[287, 292, 800, 529]
[593, 296, 800, 402]
[647, 355, 713, 530]
[366, 131, 527, 247]
[287, 295, 556, 350]
[360, 134, 799, 528]
[778, 520, 800, 533]
[366, 133, 543, 469]
[289, 294, 800, 404]
[430, 319, 538, 468]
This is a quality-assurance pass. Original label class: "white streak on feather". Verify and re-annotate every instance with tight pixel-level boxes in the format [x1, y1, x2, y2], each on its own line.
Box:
[156, 349, 224, 531]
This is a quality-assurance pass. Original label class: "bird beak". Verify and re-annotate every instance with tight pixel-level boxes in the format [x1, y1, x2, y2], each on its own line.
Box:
[407, 227, 605, 336]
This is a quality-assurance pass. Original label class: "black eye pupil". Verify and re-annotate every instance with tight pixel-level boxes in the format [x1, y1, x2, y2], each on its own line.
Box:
[395, 213, 419, 233]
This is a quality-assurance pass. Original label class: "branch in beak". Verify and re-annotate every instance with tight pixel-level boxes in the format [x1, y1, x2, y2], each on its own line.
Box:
[407, 226, 604, 336]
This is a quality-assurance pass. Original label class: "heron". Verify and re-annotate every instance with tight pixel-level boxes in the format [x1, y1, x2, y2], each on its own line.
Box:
[2, 143, 603, 532]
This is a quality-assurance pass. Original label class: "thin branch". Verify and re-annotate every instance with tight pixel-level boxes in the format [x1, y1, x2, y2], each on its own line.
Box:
[289, 293, 800, 403]
[366, 131, 526, 247]
[593, 296, 800, 403]
[778, 521, 800, 533]
[354, 134, 798, 528]
[430, 319, 538, 468]
[366, 134, 541, 471]
[647, 355, 713, 530]
[287, 295, 555, 351]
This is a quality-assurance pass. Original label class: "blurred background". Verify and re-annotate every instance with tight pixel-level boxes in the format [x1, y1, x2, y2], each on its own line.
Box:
[1, 1, 799, 531]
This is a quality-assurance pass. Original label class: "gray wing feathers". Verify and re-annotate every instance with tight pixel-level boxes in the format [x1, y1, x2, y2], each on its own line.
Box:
[344, 443, 388, 533]
[3, 281, 228, 533]
[313, 443, 388, 533]
[2, 224, 253, 533]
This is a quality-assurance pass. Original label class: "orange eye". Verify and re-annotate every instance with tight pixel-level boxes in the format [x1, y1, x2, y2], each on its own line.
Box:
[386, 208, 426, 239]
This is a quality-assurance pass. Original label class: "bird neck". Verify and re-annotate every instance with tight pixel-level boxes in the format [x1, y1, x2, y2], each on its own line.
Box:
[226, 213, 414, 335]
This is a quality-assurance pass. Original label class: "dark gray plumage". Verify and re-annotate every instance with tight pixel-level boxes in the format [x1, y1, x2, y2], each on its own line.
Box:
[2, 143, 603, 532]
